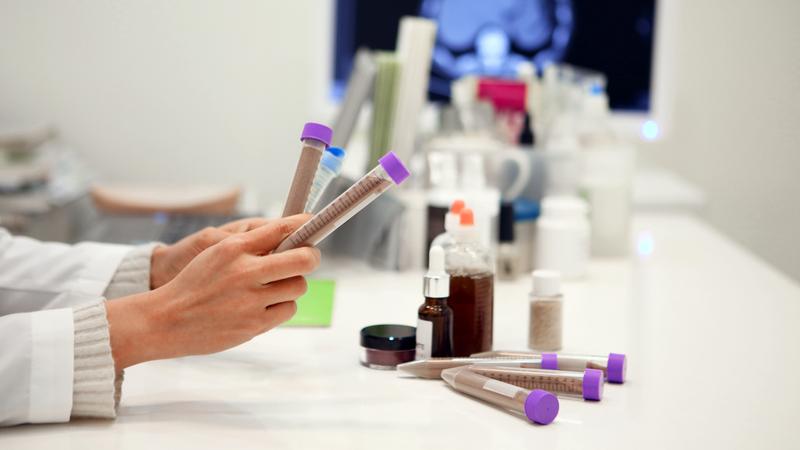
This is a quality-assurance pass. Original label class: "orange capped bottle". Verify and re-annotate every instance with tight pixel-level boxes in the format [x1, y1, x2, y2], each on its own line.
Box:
[444, 208, 495, 356]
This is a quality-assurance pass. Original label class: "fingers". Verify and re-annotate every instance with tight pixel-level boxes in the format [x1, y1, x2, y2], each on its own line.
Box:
[220, 217, 271, 233]
[260, 276, 308, 308]
[253, 247, 320, 284]
[188, 227, 230, 250]
[241, 214, 311, 254]
[258, 301, 298, 333]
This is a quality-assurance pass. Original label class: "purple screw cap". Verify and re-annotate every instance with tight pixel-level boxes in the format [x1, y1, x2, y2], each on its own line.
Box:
[607, 353, 627, 384]
[300, 122, 333, 147]
[582, 369, 604, 401]
[378, 151, 411, 184]
[524, 389, 559, 425]
[541, 352, 558, 370]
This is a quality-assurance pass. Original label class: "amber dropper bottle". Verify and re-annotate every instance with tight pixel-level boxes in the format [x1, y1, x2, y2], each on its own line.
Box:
[416, 245, 453, 359]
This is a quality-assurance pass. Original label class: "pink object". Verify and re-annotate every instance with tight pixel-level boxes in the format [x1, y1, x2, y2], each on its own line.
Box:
[477, 78, 527, 112]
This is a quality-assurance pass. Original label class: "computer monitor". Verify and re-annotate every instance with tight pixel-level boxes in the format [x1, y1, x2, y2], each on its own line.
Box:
[333, 0, 656, 113]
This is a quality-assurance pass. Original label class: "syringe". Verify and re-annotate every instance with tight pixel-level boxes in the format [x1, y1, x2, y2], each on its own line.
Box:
[464, 365, 604, 401]
[441, 366, 559, 425]
[470, 350, 627, 384]
[274, 151, 410, 253]
[304, 146, 346, 213]
[282, 122, 333, 217]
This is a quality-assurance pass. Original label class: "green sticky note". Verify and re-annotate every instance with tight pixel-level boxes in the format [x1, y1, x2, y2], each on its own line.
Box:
[282, 279, 335, 327]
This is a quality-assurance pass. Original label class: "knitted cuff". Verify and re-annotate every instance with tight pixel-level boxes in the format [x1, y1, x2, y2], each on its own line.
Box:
[104, 243, 159, 299]
[71, 302, 121, 419]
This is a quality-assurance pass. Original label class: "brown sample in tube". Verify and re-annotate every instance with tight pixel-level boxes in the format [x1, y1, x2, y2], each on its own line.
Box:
[282, 122, 332, 217]
[469, 366, 581, 397]
[466, 365, 604, 401]
[282, 143, 325, 217]
[274, 151, 409, 253]
[275, 174, 390, 252]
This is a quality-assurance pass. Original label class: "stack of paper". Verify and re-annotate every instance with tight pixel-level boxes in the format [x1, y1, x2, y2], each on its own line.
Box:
[388, 17, 437, 163]
[368, 52, 400, 168]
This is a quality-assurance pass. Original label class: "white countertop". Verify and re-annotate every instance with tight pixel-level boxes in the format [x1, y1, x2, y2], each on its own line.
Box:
[3, 213, 799, 449]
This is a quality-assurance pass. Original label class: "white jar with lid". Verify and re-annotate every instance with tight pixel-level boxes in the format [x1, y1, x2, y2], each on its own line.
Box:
[534, 195, 589, 279]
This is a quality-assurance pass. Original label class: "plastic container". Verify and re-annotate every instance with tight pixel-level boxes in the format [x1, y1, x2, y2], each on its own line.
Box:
[282, 122, 332, 217]
[305, 146, 346, 213]
[274, 151, 410, 253]
[470, 350, 628, 384]
[534, 195, 589, 279]
[445, 209, 494, 356]
[496, 202, 518, 280]
[441, 366, 559, 425]
[430, 199, 465, 252]
[465, 365, 604, 401]
[580, 144, 635, 257]
[513, 199, 540, 273]
[360, 324, 416, 370]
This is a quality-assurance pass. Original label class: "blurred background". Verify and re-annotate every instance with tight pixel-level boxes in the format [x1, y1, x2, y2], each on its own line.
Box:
[0, 0, 798, 280]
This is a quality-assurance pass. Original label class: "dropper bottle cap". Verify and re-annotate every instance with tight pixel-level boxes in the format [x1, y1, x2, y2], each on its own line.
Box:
[424, 246, 449, 298]
[453, 208, 478, 242]
[444, 199, 465, 232]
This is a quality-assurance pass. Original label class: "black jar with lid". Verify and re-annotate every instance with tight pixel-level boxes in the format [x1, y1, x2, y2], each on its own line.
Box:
[359, 324, 416, 370]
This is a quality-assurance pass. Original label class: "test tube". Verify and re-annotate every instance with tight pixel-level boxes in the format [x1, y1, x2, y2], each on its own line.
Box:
[281, 122, 333, 217]
[470, 350, 627, 383]
[441, 366, 559, 425]
[274, 151, 410, 253]
[398, 357, 543, 379]
[304, 146, 346, 213]
[465, 365, 604, 401]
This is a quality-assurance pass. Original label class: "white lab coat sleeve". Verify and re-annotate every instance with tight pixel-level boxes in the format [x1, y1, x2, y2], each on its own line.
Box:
[0, 308, 74, 425]
[0, 228, 132, 314]
[0, 229, 132, 426]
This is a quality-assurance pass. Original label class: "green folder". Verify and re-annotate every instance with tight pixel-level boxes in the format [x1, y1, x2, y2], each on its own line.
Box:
[282, 279, 335, 327]
[369, 52, 400, 169]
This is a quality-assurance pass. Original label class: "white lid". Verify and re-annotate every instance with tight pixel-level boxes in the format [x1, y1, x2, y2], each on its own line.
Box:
[444, 212, 458, 232]
[532, 270, 561, 297]
[541, 195, 588, 218]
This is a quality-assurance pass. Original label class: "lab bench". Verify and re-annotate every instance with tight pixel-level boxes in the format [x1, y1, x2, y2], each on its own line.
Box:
[2, 212, 798, 449]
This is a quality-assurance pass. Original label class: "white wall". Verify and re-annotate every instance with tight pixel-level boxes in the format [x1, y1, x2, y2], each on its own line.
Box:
[0, 0, 333, 207]
[650, 0, 800, 280]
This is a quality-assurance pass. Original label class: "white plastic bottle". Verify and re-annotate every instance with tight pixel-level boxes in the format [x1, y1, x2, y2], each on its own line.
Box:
[534, 196, 589, 279]
[431, 199, 465, 251]
[577, 88, 634, 257]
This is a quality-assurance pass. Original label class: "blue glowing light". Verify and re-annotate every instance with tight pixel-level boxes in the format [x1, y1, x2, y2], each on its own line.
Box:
[641, 120, 660, 140]
[637, 232, 655, 257]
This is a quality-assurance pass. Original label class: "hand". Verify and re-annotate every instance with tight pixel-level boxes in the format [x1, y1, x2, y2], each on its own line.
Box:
[149, 217, 273, 289]
[107, 215, 319, 370]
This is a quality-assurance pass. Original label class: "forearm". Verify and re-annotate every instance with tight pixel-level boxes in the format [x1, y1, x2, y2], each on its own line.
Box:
[105, 289, 170, 371]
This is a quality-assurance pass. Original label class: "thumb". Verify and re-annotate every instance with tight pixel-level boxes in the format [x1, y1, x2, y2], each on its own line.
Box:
[242, 214, 310, 254]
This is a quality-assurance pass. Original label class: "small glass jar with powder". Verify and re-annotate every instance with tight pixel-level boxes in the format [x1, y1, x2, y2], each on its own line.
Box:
[529, 270, 563, 351]
[360, 325, 416, 370]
